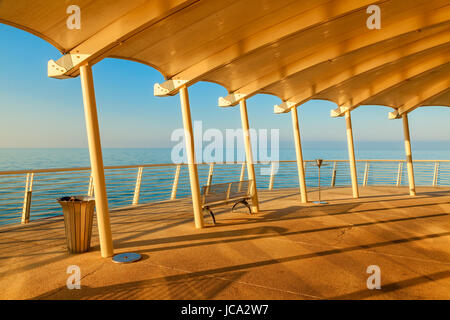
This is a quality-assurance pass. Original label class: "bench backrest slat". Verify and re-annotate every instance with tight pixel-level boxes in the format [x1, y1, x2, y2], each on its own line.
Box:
[201, 180, 252, 206]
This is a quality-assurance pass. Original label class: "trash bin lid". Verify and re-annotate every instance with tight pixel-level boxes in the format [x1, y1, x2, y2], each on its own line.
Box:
[57, 195, 95, 202]
[112, 252, 142, 264]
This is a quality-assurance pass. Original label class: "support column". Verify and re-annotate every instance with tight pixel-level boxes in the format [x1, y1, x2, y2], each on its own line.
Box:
[79, 64, 113, 258]
[179, 86, 204, 228]
[402, 114, 416, 196]
[239, 99, 260, 213]
[291, 108, 308, 203]
[345, 110, 359, 198]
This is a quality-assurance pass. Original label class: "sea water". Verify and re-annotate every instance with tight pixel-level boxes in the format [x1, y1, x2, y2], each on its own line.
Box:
[0, 143, 449, 226]
[1, 142, 450, 171]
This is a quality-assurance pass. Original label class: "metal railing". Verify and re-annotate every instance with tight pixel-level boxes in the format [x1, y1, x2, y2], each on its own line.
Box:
[0, 159, 449, 226]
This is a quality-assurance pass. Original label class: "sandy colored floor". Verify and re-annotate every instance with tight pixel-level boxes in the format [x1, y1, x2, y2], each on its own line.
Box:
[0, 186, 449, 300]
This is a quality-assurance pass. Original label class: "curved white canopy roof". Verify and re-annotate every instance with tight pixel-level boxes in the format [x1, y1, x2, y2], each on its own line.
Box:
[1, 0, 449, 118]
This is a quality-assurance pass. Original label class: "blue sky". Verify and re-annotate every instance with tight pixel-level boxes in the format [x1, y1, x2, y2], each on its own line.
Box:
[1, 24, 449, 149]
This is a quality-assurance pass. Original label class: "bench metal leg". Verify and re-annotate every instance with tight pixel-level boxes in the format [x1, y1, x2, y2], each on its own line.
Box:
[203, 206, 216, 225]
[232, 200, 252, 215]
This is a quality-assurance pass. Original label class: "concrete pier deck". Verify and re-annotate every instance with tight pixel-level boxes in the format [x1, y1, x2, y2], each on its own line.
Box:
[1, 186, 449, 300]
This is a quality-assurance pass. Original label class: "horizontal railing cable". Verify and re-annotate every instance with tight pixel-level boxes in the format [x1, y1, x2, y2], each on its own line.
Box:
[0, 159, 449, 226]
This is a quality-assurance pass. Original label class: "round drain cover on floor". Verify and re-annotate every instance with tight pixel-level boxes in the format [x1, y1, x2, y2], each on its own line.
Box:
[112, 252, 142, 264]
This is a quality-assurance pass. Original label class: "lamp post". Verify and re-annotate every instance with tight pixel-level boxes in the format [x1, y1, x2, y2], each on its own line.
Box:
[314, 159, 328, 205]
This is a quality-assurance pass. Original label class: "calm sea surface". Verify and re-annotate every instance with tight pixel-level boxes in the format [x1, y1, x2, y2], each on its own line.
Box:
[1, 144, 449, 226]
[1, 142, 450, 171]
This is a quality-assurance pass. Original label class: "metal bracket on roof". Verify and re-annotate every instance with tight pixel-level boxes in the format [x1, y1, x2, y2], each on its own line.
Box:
[330, 106, 350, 118]
[218, 93, 247, 107]
[154, 79, 189, 96]
[47, 54, 91, 79]
[388, 109, 401, 119]
[48, 60, 69, 79]
[274, 101, 297, 114]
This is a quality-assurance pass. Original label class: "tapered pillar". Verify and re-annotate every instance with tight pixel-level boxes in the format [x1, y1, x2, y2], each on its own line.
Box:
[79, 64, 113, 258]
[179, 86, 204, 228]
[239, 99, 260, 213]
[345, 110, 359, 198]
[291, 108, 308, 203]
[402, 114, 416, 196]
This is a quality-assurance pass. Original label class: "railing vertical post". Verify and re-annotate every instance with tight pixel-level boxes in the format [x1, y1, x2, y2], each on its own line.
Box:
[402, 114, 416, 196]
[268, 161, 276, 190]
[87, 172, 94, 196]
[132, 167, 144, 205]
[21, 173, 33, 224]
[239, 162, 246, 180]
[331, 161, 337, 187]
[363, 162, 370, 187]
[433, 162, 440, 187]
[238, 162, 246, 192]
[171, 164, 181, 200]
[396, 162, 403, 187]
[207, 163, 214, 187]
[226, 182, 232, 200]
[204, 163, 214, 196]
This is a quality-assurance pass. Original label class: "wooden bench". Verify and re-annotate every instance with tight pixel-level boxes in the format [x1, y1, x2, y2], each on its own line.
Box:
[201, 180, 254, 224]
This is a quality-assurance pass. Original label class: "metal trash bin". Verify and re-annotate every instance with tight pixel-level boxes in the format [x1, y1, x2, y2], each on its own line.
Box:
[57, 196, 95, 254]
